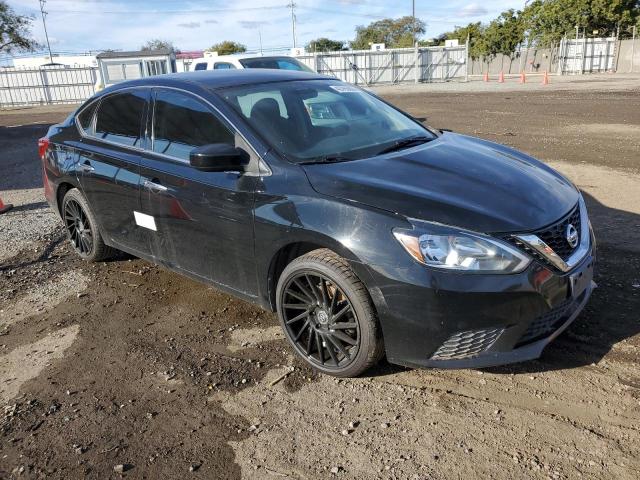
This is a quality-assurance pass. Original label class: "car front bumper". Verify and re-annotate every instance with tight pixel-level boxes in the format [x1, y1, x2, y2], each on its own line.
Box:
[363, 250, 595, 370]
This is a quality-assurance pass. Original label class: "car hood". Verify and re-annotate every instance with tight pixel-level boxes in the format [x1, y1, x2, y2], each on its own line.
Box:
[301, 132, 579, 233]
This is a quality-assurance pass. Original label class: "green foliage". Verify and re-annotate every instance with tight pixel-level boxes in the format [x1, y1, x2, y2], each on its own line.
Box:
[351, 16, 426, 50]
[523, 0, 640, 46]
[444, 22, 486, 59]
[140, 39, 177, 52]
[0, 1, 38, 53]
[485, 9, 525, 58]
[442, 1, 639, 57]
[306, 37, 344, 52]
[207, 40, 247, 55]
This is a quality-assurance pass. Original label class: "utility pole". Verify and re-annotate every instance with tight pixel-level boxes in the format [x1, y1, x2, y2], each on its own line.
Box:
[259, 29, 263, 56]
[630, 25, 636, 73]
[288, 2, 297, 49]
[39, 0, 54, 64]
[412, 0, 418, 46]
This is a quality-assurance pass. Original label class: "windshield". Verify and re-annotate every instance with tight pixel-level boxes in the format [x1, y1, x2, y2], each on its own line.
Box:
[219, 80, 435, 163]
[239, 56, 314, 72]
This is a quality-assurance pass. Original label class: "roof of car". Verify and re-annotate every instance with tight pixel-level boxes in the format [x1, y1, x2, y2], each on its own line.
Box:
[102, 69, 331, 94]
[194, 54, 303, 62]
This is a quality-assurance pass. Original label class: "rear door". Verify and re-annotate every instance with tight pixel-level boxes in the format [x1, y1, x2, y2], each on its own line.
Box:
[138, 88, 259, 296]
[77, 88, 150, 255]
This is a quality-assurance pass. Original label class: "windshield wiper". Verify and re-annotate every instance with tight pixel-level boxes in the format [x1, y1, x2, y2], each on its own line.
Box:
[376, 135, 433, 155]
[299, 155, 353, 165]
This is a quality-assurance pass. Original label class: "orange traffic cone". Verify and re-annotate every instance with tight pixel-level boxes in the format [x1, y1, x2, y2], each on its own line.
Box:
[483, 72, 489, 82]
[498, 71, 505, 83]
[519, 71, 526, 83]
[0, 195, 13, 214]
[542, 70, 550, 85]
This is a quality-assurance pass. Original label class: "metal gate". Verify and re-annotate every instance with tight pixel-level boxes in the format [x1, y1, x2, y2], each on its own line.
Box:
[557, 36, 617, 74]
[0, 65, 97, 108]
[296, 45, 467, 85]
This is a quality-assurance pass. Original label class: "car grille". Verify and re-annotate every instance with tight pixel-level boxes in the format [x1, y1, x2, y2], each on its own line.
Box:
[431, 327, 504, 360]
[517, 298, 574, 345]
[516, 289, 586, 346]
[534, 204, 581, 260]
[504, 203, 581, 269]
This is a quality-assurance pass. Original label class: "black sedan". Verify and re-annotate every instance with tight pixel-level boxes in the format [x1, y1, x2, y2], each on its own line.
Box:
[39, 69, 595, 377]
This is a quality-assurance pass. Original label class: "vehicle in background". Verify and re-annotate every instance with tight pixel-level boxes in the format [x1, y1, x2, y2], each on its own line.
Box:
[191, 54, 314, 72]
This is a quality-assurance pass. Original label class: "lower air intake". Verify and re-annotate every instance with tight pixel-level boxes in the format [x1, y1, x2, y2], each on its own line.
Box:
[431, 327, 504, 360]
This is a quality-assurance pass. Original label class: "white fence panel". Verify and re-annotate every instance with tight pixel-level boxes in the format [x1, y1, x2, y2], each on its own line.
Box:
[0, 66, 97, 107]
[559, 37, 617, 74]
[297, 46, 467, 85]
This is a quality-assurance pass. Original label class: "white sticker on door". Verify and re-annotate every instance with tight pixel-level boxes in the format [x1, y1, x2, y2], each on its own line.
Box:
[134, 211, 157, 231]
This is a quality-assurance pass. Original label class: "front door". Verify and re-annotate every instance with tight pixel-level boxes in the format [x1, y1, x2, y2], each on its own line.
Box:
[77, 89, 150, 255]
[138, 88, 258, 296]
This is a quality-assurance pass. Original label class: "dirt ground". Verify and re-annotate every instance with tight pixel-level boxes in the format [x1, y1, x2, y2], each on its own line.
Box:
[1, 80, 639, 479]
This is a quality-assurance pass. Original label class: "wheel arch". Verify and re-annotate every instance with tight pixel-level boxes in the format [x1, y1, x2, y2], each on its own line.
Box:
[56, 181, 79, 216]
[266, 238, 363, 311]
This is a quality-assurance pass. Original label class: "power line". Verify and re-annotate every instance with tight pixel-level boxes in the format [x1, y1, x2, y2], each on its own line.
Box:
[44, 4, 389, 19]
[46, 5, 290, 15]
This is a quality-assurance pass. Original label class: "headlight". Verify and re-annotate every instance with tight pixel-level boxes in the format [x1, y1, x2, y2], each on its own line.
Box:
[393, 220, 531, 273]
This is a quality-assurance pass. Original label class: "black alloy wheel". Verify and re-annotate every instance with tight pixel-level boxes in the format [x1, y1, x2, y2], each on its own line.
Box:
[276, 249, 384, 377]
[281, 272, 360, 369]
[62, 188, 115, 262]
[64, 198, 94, 256]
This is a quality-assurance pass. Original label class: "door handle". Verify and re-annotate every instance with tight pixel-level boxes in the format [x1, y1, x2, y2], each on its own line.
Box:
[143, 179, 169, 193]
[79, 162, 95, 173]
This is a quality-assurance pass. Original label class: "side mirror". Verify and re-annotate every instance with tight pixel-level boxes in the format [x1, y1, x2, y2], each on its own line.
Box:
[413, 116, 427, 123]
[189, 144, 249, 172]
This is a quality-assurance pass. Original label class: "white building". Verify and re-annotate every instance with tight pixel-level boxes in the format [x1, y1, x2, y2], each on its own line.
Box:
[13, 54, 98, 69]
[96, 49, 176, 87]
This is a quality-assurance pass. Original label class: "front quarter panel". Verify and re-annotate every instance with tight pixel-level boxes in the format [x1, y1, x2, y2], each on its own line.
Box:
[253, 154, 416, 303]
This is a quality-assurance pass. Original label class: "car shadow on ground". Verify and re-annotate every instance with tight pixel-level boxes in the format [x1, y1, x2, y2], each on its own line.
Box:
[487, 191, 640, 374]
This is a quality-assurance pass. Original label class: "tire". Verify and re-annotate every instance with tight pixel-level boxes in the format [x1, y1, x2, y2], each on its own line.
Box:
[62, 188, 115, 262]
[276, 248, 384, 377]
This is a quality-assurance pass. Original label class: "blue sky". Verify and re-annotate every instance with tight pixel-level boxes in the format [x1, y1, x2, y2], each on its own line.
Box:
[8, 0, 526, 54]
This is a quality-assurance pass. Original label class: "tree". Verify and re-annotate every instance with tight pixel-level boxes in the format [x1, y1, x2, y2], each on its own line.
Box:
[523, 0, 640, 46]
[306, 37, 344, 52]
[141, 39, 177, 52]
[207, 41, 247, 55]
[0, 1, 38, 53]
[351, 16, 426, 50]
[444, 22, 486, 59]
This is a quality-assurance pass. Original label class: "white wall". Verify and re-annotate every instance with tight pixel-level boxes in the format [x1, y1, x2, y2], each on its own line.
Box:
[13, 55, 98, 69]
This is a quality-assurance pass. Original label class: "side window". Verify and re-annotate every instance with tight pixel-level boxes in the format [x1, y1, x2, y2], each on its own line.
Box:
[194, 62, 208, 71]
[214, 62, 236, 70]
[276, 59, 305, 71]
[94, 91, 146, 147]
[152, 90, 235, 162]
[77, 101, 98, 133]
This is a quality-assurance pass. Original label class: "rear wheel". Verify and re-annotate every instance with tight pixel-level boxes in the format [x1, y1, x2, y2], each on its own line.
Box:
[62, 188, 115, 262]
[276, 249, 384, 377]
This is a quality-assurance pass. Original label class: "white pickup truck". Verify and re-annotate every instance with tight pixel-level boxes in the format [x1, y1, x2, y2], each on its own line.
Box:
[191, 54, 315, 72]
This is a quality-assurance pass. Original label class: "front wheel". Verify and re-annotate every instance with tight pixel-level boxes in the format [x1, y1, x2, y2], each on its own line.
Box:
[276, 249, 384, 377]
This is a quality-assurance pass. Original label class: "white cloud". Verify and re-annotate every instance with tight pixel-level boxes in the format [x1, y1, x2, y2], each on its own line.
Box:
[6, 0, 525, 54]
[177, 22, 201, 29]
[460, 3, 489, 17]
[238, 20, 270, 30]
